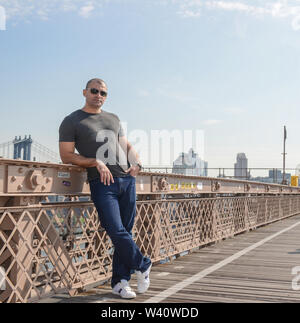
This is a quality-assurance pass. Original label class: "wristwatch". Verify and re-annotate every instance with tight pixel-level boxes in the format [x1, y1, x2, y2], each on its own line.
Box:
[134, 163, 142, 171]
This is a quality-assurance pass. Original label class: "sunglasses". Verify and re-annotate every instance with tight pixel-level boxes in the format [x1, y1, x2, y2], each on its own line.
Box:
[88, 88, 108, 97]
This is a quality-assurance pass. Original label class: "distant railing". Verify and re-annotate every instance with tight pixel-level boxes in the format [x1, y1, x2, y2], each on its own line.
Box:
[1, 194, 300, 303]
[143, 167, 299, 185]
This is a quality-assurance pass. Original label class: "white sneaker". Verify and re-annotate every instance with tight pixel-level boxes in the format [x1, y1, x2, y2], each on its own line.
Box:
[112, 280, 136, 299]
[135, 264, 152, 294]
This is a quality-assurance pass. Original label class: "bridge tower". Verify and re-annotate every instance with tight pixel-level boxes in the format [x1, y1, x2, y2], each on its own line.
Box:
[13, 135, 33, 160]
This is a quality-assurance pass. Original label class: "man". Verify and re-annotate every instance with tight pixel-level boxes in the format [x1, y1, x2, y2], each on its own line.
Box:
[59, 78, 152, 299]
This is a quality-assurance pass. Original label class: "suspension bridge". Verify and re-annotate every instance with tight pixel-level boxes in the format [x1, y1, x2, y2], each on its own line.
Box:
[0, 135, 60, 163]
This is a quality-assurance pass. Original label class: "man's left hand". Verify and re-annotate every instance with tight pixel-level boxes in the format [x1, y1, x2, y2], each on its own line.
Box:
[126, 165, 141, 177]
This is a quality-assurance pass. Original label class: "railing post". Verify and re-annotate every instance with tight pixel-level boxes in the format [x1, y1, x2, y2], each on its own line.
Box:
[0, 197, 39, 303]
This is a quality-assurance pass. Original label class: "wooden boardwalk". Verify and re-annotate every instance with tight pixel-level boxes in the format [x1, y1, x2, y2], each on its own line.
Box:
[41, 214, 300, 303]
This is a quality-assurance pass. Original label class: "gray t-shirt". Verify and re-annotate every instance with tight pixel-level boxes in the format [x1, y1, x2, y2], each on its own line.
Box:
[59, 109, 130, 181]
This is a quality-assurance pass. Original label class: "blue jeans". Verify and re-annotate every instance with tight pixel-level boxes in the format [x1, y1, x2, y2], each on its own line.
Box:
[89, 176, 151, 288]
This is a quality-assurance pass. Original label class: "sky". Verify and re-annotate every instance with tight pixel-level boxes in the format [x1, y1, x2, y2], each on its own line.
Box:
[1, 0, 300, 173]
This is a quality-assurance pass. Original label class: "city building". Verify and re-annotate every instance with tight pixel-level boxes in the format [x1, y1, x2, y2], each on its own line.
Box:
[172, 148, 208, 176]
[251, 169, 291, 185]
[234, 153, 250, 179]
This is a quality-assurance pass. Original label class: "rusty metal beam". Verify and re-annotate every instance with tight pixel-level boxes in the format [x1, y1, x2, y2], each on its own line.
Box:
[0, 158, 299, 202]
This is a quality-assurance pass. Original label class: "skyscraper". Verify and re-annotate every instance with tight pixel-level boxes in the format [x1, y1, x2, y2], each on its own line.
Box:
[172, 148, 208, 176]
[234, 153, 249, 179]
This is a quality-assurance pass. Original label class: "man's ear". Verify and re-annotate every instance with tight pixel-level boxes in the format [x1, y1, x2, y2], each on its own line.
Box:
[83, 89, 87, 97]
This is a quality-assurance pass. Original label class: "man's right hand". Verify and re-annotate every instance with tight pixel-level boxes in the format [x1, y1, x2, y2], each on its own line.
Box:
[95, 160, 114, 185]
[58, 143, 114, 185]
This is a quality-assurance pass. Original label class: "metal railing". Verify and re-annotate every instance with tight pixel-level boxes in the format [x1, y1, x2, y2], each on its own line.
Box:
[143, 167, 299, 185]
[1, 158, 300, 302]
[1, 194, 300, 303]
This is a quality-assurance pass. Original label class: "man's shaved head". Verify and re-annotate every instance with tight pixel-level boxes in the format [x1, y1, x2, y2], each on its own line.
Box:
[85, 78, 106, 89]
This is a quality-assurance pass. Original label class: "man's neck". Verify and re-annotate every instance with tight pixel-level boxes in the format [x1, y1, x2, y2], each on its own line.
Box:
[82, 105, 102, 114]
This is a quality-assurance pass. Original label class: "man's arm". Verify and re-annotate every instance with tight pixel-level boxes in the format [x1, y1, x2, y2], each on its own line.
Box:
[59, 142, 114, 185]
[119, 136, 142, 177]
[59, 142, 96, 167]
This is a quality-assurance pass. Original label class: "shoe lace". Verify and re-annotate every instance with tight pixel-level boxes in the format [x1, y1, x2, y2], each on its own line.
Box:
[121, 281, 133, 292]
[123, 285, 133, 292]
[137, 271, 148, 281]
